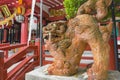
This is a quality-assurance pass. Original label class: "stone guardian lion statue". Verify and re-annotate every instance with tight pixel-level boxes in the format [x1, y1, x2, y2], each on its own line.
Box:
[43, 0, 112, 80]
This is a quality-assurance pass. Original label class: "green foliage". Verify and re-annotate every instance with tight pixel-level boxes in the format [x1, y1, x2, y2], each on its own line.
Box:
[115, 0, 120, 3]
[104, 0, 120, 20]
[63, 0, 87, 19]
[63, 0, 120, 20]
[114, 0, 120, 17]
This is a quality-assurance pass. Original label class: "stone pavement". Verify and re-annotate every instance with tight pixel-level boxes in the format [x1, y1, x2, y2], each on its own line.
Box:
[25, 64, 120, 80]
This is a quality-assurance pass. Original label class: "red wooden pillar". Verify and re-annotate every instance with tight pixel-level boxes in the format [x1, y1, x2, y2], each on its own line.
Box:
[109, 39, 116, 70]
[0, 51, 7, 80]
[21, 18, 28, 44]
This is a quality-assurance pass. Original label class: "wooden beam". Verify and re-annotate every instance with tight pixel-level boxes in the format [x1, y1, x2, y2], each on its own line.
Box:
[58, 0, 63, 3]
[49, 5, 64, 10]
[39, 0, 53, 7]
[52, 0, 61, 6]
[42, 2, 53, 7]
[35, 5, 49, 18]
[47, 15, 65, 21]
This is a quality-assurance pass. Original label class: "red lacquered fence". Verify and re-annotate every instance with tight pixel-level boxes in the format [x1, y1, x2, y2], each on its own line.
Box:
[0, 43, 40, 80]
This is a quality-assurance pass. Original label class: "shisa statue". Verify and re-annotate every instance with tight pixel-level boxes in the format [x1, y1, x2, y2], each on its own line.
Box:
[43, 0, 112, 80]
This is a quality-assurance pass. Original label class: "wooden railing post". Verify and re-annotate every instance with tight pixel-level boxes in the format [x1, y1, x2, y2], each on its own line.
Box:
[4, 50, 8, 58]
[0, 51, 7, 80]
[35, 38, 40, 66]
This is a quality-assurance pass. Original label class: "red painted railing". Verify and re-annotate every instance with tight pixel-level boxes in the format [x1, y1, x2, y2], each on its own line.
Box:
[0, 43, 10, 47]
[0, 43, 10, 58]
[0, 43, 40, 80]
[0, 43, 26, 59]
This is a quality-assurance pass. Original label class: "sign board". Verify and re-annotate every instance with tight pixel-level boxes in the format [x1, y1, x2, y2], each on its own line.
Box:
[0, 5, 11, 18]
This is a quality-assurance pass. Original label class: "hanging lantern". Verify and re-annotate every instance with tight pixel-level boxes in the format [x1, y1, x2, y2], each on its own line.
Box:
[30, 16, 37, 30]
[15, 15, 24, 23]
[15, 0, 25, 23]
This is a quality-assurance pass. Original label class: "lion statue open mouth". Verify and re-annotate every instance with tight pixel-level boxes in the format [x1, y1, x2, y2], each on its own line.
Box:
[43, 21, 67, 43]
[43, 0, 113, 80]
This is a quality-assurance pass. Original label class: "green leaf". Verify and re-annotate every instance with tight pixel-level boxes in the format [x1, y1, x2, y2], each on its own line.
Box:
[63, 0, 120, 20]
[63, 0, 87, 19]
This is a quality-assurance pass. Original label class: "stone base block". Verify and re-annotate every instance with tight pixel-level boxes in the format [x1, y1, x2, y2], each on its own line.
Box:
[25, 64, 120, 80]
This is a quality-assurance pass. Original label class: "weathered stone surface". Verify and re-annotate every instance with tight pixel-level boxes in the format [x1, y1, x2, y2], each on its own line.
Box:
[25, 65, 120, 80]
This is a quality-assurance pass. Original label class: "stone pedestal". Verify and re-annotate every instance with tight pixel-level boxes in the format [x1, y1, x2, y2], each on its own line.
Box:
[25, 64, 120, 80]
